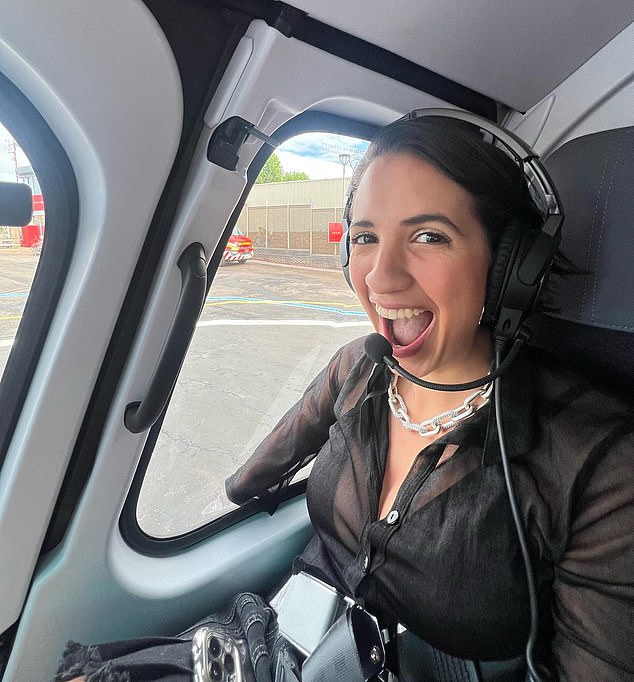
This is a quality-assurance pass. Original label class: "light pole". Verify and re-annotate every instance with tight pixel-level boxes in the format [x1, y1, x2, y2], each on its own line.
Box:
[337, 153, 351, 256]
[338, 153, 351, 208]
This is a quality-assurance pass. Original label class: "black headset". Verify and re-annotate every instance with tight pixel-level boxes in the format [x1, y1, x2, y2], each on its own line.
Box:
[340, 108, 564, 345]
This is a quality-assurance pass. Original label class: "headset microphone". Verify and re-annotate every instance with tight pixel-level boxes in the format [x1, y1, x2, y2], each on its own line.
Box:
[364, 332, 527, 391]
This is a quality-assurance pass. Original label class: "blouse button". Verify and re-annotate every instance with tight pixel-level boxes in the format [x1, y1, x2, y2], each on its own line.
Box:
[386, 510, 400, 525]
[362, 554, 369, 572]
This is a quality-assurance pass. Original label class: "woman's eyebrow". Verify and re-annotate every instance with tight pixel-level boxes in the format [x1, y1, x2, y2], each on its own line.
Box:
[350, 213, 465, 235]
[349, 219, 373, 229]
[401, 213, 464, 235]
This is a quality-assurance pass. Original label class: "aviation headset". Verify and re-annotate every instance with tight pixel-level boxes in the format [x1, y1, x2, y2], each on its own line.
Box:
[340, 108, 564, 345]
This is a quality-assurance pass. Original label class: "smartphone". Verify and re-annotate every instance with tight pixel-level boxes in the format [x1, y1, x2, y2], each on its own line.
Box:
[192, 626, 249, 682]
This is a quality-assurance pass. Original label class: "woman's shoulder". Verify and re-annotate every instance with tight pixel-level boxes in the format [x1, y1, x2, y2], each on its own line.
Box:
[527, 345, 633, 421]
[324, 335, 379, 413]
[329, 334, 375, 378]
[523, 347, 633, 564]
[525, 344, 633, 507]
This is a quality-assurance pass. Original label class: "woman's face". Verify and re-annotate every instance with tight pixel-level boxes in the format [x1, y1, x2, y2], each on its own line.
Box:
[349, 153, 492, 381]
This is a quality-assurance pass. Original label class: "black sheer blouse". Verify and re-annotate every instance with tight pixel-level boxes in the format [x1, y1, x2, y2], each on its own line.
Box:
[226, 337, 634, 680]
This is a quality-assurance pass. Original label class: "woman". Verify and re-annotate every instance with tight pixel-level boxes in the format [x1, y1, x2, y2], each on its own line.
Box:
[60, 116, 633, 681]
[225, 116, 634, 680]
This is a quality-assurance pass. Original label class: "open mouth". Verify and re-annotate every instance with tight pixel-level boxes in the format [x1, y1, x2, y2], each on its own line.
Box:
[375, 305, 434, 358]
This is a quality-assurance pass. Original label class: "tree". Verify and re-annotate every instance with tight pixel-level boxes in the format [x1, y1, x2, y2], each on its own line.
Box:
[255, 153, 309, 183]
[255, 153, 283, 183]
[282, 170, 309, 182]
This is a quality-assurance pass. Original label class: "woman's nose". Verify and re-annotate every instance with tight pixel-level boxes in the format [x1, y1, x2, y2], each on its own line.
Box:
[364, 243, 411, 294]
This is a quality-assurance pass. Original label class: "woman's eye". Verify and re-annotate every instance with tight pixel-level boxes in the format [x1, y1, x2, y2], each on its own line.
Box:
[350, 232, 377, 245]
[415, 231, 449, 244]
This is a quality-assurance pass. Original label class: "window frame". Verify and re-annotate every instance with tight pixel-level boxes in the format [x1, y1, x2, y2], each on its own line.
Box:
[119, 111, 377, 556]
[0, 69, 79, 470]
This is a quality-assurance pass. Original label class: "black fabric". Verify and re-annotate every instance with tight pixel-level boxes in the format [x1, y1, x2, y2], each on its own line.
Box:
[53, 593, 298, 682]
[394, 630, 480, 682]
[226, 336, 634, 680]
[54, 638, 191, 682]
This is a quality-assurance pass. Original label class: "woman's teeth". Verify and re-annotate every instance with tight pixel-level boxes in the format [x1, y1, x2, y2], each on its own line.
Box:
[375, 305, 426, 320]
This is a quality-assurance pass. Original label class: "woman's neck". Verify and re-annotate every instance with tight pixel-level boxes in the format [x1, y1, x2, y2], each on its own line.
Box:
[394, 337, 493, 421]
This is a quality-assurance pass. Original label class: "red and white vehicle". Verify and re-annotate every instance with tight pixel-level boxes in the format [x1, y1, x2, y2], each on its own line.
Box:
[222, 227, 253, 264]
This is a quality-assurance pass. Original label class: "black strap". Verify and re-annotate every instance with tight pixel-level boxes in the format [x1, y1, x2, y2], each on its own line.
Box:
[393, 630, 479, 682]
[388, 629, 526, 682]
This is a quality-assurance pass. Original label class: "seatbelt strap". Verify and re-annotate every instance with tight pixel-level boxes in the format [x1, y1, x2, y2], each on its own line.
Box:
[385, 627, 526, 682]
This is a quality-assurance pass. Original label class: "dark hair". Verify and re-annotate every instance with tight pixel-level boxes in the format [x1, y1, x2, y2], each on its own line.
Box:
[350, 115, 579, 289]
[350, 116, 545, 254]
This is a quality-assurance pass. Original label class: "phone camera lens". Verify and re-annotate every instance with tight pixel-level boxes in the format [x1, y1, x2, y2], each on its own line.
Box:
[210, 660, 222, 680]
[209, 637, 221, 658]
[224, 653, 235, 673]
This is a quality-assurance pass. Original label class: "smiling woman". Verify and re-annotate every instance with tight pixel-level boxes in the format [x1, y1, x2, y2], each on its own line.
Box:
[3, 0, 634, 680]
[224, 113, 634, 681]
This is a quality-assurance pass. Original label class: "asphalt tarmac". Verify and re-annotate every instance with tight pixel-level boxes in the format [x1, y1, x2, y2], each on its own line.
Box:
[0, 251, 372, 536]
[139, 261, 371, 537]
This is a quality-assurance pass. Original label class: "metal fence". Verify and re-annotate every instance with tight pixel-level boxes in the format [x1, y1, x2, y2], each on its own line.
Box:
[235, 203, 345, 256]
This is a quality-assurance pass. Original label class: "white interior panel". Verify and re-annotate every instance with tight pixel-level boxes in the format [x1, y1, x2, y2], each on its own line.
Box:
[289, 0, 634, 112]
[507, 22, 634, 157]
[0, 0, 182, 640]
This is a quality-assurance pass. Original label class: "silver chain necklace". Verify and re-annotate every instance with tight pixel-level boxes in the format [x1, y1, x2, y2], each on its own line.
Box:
[387, 373, 493, 437]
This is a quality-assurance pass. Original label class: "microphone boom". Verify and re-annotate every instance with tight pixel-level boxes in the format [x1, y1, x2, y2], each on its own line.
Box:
[363, 333, 524, 392]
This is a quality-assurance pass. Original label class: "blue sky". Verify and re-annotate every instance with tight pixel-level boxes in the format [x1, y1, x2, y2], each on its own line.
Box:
[277, 132, 369, 180]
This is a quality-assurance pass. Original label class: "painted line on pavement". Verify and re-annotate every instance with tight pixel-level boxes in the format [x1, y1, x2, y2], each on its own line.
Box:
[204, 296, 365, 316]
[0, 317, 371, 350]
[196, 319, 370, 328]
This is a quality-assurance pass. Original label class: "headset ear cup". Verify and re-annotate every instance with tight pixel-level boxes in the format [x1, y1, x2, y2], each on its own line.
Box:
[482, 220, 524, 326]
[340, 225, 350, 269]
[340, 224, 354, 291]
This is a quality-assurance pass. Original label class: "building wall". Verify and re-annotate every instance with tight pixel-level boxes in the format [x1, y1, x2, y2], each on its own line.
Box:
[245, 177, 349, 208]
[236, 178, 350, 269]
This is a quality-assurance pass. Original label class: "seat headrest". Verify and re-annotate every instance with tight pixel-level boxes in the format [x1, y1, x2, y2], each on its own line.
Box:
[530, 126, 634, 395]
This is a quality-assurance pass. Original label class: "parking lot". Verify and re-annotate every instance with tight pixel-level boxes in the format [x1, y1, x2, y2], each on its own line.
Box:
[141, 260, 371, 536]
[0, 248, 39, 357]
[0, 251, 368, 372]
[0, 251, 372, 535]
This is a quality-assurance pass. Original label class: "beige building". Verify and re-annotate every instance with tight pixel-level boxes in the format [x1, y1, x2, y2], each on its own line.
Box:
[236, 177, 351, 266]
[244, 177, 347, 208]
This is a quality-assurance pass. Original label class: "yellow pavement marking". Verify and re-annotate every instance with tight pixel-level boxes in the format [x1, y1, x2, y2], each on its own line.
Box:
[204, 298, 362, 308]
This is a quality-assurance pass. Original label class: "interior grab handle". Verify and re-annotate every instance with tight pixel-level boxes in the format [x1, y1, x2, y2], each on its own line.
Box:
[124, 242, 207, 433]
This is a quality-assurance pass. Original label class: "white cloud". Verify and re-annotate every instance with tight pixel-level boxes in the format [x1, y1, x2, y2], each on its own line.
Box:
[277, 132, 368, 180]
[277, 150, 353, 180]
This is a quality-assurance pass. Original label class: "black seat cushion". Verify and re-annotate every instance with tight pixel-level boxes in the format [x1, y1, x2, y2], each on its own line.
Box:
[530, 127, 634, 395]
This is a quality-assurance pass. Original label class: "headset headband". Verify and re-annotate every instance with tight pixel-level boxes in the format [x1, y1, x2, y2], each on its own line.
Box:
[404, 109, 563, 225]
